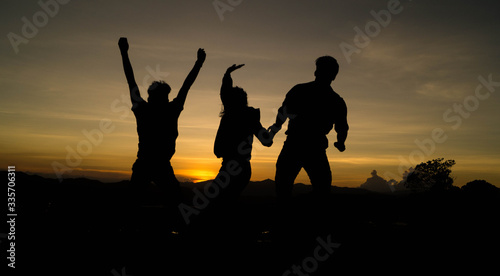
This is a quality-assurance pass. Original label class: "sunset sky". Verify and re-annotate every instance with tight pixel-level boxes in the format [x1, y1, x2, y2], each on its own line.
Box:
[1, 0, 499, 187]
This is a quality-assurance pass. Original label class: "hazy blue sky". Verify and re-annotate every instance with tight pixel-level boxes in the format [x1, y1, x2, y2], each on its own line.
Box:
[1, 0, 499, 187]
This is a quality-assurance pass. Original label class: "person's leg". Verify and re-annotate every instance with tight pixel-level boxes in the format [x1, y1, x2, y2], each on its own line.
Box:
[131, 159, 149, 192]
[211, 160, 251, 238]
[126, 158, 149, 266]
[301, 149, 333, 235]
[154, 162, 181, 207]
[129, 159, 151, 211]
[150, 162, 183, 229]
[273, 143, 304, 256]
[275, 144, 303, 203]
[303, 148, 332, 197]
[219, 160, 251, 203]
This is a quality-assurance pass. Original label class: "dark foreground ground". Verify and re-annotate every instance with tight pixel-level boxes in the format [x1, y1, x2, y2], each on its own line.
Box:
[5, 172, 500, 275]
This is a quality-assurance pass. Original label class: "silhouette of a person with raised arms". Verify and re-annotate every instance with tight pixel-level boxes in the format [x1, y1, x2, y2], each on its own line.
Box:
[118, 37, 206, 209]
[269, 56, 348, 202]
[212, 64, 272, 206]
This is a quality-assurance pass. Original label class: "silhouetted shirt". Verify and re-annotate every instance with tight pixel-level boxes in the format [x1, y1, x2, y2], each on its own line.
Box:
[214, 71, 266, 161]
[277, 81, 348, 149]
[214, 107, 263, 161]
[132, 99, 183, 161]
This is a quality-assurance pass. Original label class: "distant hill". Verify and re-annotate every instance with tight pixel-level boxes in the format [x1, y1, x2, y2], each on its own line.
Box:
[5, 171, 377, 209]
[8, 171, 497, 204]
[182, 178, 374, 198]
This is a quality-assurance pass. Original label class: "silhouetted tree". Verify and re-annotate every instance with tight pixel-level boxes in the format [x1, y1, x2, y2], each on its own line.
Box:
[461, 180, 499, 194]
[405, 158, 456, 192]
[392, 168, 413, 191]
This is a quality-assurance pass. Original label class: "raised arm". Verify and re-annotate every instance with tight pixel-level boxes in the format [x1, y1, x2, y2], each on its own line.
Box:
[175, 48, 206, 107]
[118, 37, 143, 105]
[221, 64, 245, 104]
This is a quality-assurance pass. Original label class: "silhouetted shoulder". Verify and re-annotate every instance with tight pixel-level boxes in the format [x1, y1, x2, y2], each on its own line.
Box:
[283, 82, 312, 106]
[288, 81, 315, 93]
[332, 91, 347, 111]
[331, 89, 344, 99]
[169, 97, 185, 114]
[247, 106, 260, 120]
[295, 81, 316, 88]
[131, 99, 147, 112]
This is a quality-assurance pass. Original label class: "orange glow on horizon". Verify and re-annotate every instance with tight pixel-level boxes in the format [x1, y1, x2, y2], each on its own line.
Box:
[177, 169, 218, 183]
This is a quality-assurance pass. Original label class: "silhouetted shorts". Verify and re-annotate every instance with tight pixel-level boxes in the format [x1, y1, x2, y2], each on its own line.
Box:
[275, 140, 332, 198]
[216, 159, 252, 203]
[130, 158, 181, 204]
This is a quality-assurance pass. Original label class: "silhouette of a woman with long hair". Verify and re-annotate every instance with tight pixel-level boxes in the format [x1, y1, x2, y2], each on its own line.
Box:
[212, 64, 272, 207]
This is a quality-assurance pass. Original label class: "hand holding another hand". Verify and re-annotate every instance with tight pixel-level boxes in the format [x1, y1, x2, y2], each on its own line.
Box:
[262, 128, 274, 147]
[267, 124, 281, 136]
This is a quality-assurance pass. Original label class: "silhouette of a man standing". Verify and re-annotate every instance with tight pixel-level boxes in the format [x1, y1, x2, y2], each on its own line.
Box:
[118, 37, 206, 207]
[269, 56, 348, 201]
